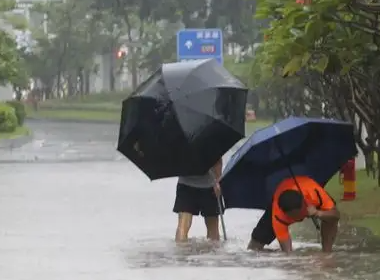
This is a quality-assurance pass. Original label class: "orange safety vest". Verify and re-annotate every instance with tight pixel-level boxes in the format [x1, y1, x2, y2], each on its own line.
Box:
[271, 176, 335, 241]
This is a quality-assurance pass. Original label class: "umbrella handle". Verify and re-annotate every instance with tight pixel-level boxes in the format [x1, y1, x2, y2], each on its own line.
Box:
[273, 135, 321, 232]
[311, 216, 321, 230]
[217, 197, 227, 241]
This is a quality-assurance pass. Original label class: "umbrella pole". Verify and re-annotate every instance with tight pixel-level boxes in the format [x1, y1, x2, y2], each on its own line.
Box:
[290, 175, 321, 231]
[274, 137, 321, 231]
[217, 196, 228, 241]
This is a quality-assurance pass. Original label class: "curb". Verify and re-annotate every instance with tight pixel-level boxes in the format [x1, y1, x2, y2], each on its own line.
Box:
[26, 117, 119, 125]
[0, 133, 33, 149]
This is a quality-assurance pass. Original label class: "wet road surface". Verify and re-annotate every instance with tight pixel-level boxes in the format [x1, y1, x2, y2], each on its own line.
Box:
[1, 120, 380, 280]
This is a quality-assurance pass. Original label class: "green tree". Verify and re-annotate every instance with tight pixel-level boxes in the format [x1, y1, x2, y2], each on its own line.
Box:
[26, 0, 110, 98]
[212, 0, 266, 50]
[251, 0, 380, 183]
[0, 0, 29, 87]
[0, 30, 20, 85]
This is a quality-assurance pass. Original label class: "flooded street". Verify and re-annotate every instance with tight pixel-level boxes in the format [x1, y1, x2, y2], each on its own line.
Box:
[1, 120, 380, 280]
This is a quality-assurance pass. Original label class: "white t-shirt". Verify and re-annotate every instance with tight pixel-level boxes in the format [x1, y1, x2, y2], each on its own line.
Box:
[178, 170, 216, 188]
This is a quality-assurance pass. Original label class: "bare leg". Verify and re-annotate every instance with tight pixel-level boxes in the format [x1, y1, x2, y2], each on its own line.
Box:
[204, 216, 220, 241]
[320, 220, 338, 252]
[175, 212, 193, 243]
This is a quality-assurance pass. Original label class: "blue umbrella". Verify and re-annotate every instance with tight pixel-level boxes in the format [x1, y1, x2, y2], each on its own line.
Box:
[220, 116, 358, 213]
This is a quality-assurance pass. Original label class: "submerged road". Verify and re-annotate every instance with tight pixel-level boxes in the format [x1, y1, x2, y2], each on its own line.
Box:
[0, 120, 379, 280]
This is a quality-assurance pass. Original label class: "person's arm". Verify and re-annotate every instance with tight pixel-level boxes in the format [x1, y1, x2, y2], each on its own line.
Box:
[316, 208, 340, 221]
[211, 158, 223, 196]
[211, 157, 223, 181]
[314, 187, 340, 222]
[272, 212, 292, 253]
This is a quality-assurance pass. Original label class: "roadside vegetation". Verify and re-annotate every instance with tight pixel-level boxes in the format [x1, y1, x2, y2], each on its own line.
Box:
[0, 101, 29, 140]
[327, 171, 380, 236]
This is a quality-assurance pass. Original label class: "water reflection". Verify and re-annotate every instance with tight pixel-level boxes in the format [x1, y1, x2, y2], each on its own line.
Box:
[286, 250, 380, 280]
[125, 237, 311, 276]
[124, 230, 380, 280]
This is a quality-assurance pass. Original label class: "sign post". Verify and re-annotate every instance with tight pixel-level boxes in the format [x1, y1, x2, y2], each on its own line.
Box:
[177, 29, 223, 64]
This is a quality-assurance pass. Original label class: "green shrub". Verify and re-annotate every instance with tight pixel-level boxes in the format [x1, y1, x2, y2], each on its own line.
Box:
[0, 103, 18, 132]
[6, 100, 26, 125]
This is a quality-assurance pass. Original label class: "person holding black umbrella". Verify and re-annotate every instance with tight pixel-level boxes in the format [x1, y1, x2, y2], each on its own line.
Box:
[117, 59, 248, 242]
[247, 176, 340, 253]
[173, 157, 223, 242]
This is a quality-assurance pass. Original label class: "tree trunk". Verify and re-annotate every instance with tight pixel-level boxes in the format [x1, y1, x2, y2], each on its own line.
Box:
[109, 52, 115, 91]
[67, 74, 75, 96]
[78, 68, 84, 95]
[14, 87, 22, 101]
[45, 85, 51, 99]
[131, 47, 138, 90]
[84, 70, 90, 94]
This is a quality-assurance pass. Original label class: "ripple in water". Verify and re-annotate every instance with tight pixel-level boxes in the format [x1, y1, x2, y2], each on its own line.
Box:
[123, 237, 312, 271]
[122, 236, 380, 280]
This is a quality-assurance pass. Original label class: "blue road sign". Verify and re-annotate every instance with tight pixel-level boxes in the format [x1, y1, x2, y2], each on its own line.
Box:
[177, 28, 223, 64]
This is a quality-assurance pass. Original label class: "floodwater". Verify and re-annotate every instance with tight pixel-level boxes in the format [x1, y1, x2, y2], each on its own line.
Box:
[0, 120, 379, 280]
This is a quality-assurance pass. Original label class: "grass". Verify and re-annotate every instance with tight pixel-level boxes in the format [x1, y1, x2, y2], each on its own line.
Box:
[30, 89, 273, 131]
[0, 126, 31, 140]
[38, 102, 121, 111]
[224, 55, 251, 83]
[26, 107, 121, 122]
[36, 92, 128, 112]
[245, 120, 271, 136]
[43, 92, 128, 105]
[325, 170, 380, 235]
[27, 99, 272, 134]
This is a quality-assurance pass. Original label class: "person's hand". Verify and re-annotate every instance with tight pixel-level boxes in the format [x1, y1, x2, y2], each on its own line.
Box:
[307, 205, 318, 217]
[213, 182, 221, 197]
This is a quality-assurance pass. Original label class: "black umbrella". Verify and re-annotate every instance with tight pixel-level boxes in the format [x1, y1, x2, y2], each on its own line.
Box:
[117, 58, 248, 180]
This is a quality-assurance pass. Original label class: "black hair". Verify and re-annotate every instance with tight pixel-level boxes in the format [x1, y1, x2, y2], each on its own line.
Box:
[278, 190, 303, 212]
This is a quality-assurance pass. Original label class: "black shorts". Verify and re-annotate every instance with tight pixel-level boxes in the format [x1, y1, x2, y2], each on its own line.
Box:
[251, 208, 276, 245]
[173, 183, 222, 217]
